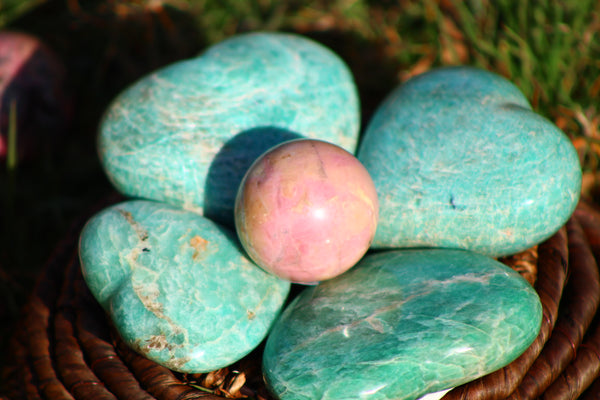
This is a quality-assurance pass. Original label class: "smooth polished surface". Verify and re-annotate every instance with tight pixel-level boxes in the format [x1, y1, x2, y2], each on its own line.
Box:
[357, 66, 581, 257]
[99, 32, 360, 227]
[79, 200, 290, 373]
[263, 249, 542, 400]
[235, 139, 378, 283]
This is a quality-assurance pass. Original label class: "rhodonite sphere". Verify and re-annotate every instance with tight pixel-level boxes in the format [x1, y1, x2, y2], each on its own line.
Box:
[235, 139, 378, 283]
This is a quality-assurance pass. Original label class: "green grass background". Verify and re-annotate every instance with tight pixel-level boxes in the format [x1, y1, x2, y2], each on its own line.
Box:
[0, 0, 599, 389]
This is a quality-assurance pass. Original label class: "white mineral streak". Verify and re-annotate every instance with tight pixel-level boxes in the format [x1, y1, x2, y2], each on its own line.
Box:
[417, 388, 453, 400]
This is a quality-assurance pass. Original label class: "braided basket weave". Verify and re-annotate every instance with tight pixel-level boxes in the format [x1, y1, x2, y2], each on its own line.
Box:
[3, 196, 600, 400]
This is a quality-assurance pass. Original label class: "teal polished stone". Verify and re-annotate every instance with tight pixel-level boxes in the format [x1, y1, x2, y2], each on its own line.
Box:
[263, 249, 542, 400]
[79, 200, 290, 373]
[357, 66, 581, 257]
[99, 32, 360, 227]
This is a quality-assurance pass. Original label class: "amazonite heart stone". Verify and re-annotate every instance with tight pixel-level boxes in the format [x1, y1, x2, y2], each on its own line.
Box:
[79, 200, 290, 373]
[358, 66, 581, 257]
[263, 249, 542, 400]
[99, 32, 360, 227]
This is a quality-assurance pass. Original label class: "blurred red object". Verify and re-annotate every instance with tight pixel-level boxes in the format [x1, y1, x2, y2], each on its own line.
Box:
[0, 31, 69, 164]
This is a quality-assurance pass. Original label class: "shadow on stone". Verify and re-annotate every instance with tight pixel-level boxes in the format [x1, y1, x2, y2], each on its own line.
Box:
[204, 126, 302, 229]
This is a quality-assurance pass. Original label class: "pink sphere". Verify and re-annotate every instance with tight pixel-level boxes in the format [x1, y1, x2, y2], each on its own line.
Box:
[234, 139, 378, 283]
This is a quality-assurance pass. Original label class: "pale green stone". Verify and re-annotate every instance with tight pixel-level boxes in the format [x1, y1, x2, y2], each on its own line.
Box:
[79, 199, 290, 373]
[357, 66, 581, 257]
[263, 249, 542, 400]
[98, 32, 360, 227]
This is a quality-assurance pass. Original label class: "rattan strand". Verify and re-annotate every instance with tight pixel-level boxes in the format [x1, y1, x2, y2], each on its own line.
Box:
[538, 204, 600, 400]
[507, 212, 600, 400]
[74, 263, 156, 400]
[55, 253, 117, 400]
[5, 326, 41, 399]
[581, 373, 600, 400]
[536, 211, 600, 400]
[24, 243, 76, 400]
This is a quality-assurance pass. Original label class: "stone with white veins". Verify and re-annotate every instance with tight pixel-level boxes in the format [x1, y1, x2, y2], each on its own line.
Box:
[357, 66, 581, 257]
[98, 32, 360, 228]
[263, 248, 542, 400]
[79, 199, 290, 373]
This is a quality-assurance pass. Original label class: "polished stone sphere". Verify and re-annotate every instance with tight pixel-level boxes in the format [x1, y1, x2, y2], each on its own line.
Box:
[235, 139, 378, 283]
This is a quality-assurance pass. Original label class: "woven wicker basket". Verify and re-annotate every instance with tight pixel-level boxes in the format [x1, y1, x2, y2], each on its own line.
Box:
[3, 196, 600, 400]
